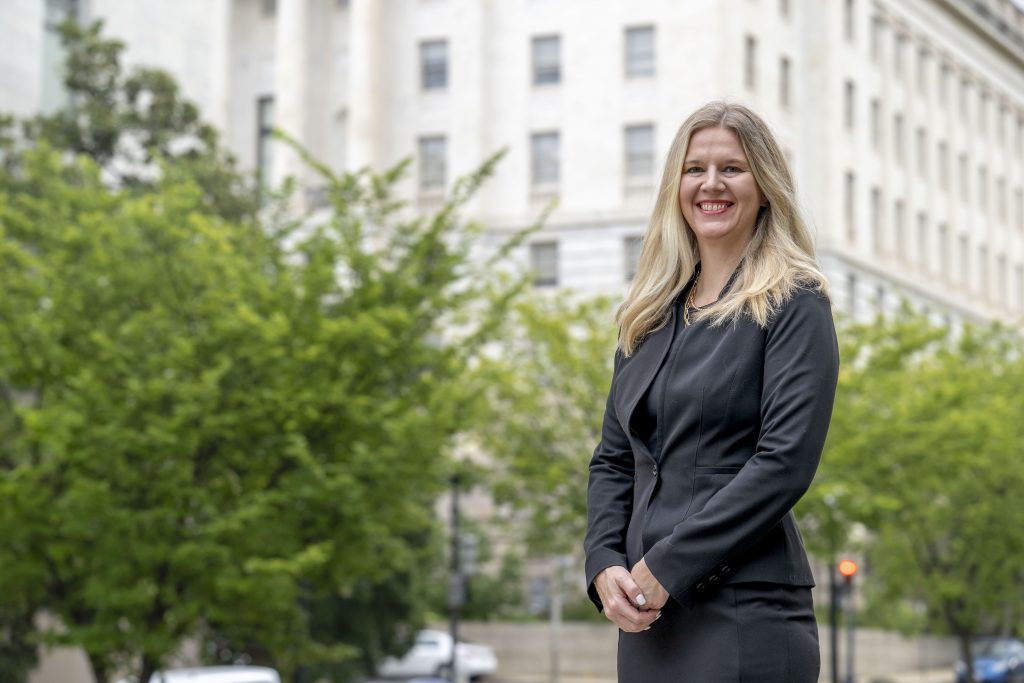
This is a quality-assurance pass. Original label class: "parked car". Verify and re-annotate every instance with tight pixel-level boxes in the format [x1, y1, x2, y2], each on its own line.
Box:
[378, 629, 498, 680]
[956, 638, 1024, 683]
[147, 666, 282, 683]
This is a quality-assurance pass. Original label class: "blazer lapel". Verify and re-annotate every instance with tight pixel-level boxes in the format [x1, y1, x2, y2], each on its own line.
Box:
[613, 269, 700, 447]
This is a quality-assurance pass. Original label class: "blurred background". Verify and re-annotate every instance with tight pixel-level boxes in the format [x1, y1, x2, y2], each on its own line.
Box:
[1, 1, 1024, 682]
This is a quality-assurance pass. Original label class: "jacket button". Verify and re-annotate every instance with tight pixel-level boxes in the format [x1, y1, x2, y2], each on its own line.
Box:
[651, 465, 658, 476]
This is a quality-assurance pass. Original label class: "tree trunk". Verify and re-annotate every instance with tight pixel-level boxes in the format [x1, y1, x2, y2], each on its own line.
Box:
[139, 653, 159, 683]
[87, 651, 108, 683]
[957, 631, 975, 683]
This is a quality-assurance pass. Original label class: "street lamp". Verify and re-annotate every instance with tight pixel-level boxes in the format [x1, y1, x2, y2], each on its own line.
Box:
[838, 559, 859, 683]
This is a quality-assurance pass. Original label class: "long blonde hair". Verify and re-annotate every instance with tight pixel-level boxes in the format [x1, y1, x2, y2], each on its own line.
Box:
[617, 101, 828, 355]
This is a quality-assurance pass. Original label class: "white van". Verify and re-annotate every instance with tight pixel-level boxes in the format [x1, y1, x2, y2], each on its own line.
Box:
[148, 666, 281, 683]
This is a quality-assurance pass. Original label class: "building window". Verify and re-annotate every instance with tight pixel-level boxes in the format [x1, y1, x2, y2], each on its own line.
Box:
[870, 99, 881, 149]
[978, 245, 988, 296]
[531, 131, 560, 187]
[844, 171, 856, 243]
[938, 222, 949, 274]
[875, 284, 886, 315]
[744, 35, 757, 91]
[420, 40, 448, 90]
[624, 26, 655, 78]
[870, 186, 882, 254]
[844, 80, 855, 130]
[1016, 187, 1024, 232]
[916, 48, 929, 95]
[916, 127, 927, 177]
[893, 31, 906, 77]
[42, 0, 80, 113]
[780, 56, 791, 109]
[893, 113, 904, 163]
[979, 91, 989, 136]
[997, 177, 1007, 223]
[959, 235, 970, 285]
[780, 0, 790, 19]
[997, 104, 1008, 144]
[844, 0, 855, 42]
[256, 95, 275, 188]
[939, 63, 951, 104]
[1016, 264, 1024, 311]
[959, 78, 970, 120]
[261, 0, 276, 16]
[624, 235, 643, 282]
[847, 272, 857, 316]
[978, 165, 988, 212]
[532, 35, 561, 85]
[418, 135, 446, 192]
[958, 153, 969, 202]
[870, 15, 884, 63]
[938, 141, 949, 189]
[997, 255, 1007, 305]
[624, 124, 655, 181]
[894, 199, 906, 256]
[916, 212, 929, 271]
[530, 241, 559, 287]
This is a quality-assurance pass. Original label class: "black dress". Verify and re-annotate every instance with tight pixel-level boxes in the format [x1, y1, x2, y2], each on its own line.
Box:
[614, 291, 821, 683]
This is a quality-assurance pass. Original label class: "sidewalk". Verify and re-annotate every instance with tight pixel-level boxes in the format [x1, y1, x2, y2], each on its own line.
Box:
[491, 668, 954, 683]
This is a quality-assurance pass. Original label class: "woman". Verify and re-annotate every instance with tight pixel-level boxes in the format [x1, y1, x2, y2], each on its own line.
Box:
[583, 101, 839, 682]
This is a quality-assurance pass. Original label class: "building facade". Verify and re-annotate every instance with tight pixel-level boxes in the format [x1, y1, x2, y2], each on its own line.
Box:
[4, 0, 1024, 325]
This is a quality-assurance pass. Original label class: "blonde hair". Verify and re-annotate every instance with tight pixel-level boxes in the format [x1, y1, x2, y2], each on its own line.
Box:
[617, 101, 829, 355]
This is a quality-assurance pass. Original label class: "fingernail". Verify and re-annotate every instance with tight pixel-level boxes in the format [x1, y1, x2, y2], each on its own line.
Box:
[644, 626, 651, 631]
[655, 611, 662, 620]
[634, 593, 647, 606]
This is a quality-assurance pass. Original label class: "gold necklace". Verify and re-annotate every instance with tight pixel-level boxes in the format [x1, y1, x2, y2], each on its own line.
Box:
[683, 278, 699, 326]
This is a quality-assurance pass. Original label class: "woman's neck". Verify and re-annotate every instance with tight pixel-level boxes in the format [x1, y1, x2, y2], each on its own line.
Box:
[693, 244, 746, 306]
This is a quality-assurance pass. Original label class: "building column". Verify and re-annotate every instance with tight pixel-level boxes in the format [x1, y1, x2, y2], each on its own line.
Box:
[272, 0, 309, 187]
[347, 0, 382, 172]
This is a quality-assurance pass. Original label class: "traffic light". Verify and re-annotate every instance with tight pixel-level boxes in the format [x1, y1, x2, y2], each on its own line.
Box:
[838, 559, 858, 584]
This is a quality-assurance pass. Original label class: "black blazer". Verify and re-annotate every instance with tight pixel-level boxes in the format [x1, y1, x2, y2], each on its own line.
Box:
[584, 271, 839, 609]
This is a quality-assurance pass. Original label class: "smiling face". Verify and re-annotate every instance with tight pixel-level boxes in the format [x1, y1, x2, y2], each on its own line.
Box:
[678, 126, 766, 254]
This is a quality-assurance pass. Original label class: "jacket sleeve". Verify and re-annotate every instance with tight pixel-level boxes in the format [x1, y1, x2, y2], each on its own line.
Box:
[642, 289, 839, 607]
[583, 348, 635, 610]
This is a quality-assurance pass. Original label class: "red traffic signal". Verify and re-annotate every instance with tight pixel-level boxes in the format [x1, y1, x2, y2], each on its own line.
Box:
[838, 559, 858, 578]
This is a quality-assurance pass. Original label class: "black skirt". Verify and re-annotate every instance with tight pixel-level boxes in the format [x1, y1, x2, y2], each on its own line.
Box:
[617, 582, 819, 683]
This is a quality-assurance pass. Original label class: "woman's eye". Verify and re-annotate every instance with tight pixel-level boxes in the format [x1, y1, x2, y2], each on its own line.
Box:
[723, 166, 742, 173]
[685, 166, 703, 174]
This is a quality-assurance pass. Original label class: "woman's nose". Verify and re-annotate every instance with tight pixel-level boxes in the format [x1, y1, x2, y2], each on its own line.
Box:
[702, 169, 725, 191]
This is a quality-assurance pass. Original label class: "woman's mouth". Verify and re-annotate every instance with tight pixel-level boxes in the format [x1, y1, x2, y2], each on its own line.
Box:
[697, 201, 733, 215]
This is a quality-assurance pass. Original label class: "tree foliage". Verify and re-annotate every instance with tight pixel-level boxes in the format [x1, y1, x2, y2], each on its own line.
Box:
[0, 24, 531, 678]
[470, 294, 617, 555]
[800, 309, 1024, 682]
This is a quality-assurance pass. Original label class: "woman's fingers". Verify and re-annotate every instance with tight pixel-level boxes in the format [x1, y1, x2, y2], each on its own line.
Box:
[594, 566, 662, 632]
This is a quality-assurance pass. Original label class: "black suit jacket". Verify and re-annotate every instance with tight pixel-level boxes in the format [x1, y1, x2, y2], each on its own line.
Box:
[584, 272, 839, 609]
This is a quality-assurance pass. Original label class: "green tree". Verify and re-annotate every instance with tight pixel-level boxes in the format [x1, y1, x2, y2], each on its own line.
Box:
[0, 129, 525, 682]
[800, 310, 1024, 683]
[470, 294, 617, 556]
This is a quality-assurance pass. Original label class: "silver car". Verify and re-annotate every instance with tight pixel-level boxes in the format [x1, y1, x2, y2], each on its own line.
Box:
[378, 629, 498, 680]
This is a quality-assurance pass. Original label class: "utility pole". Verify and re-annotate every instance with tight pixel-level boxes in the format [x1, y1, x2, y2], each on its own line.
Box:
[838, 559, 859, 683]
[830, 563, 840, 683]
[448, 473, 462, 683]
[549, 555, 571, 683]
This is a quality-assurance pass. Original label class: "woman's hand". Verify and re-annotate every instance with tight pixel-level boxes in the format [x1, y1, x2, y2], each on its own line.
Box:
[594, 566, 662, 632]
[630, 558, 670, 611]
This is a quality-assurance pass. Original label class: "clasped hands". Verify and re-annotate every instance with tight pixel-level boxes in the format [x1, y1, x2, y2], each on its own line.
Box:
[593, 558, 669, 633]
